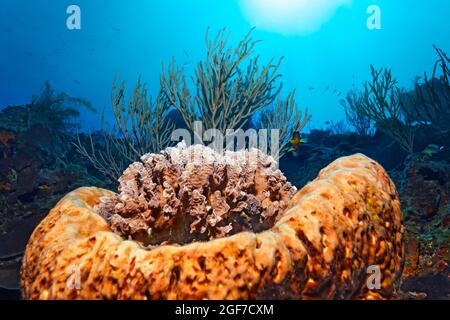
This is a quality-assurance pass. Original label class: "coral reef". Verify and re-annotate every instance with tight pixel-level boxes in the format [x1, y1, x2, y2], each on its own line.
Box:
[402, 46, 449, 134]
[0, 93, 107, 294]
[26, 81, 94, 137]
[400, 156, 449, 222]
[96, 143, 297, 246]
[344, 47, 450, 156]
[21, 148, 404, 300]
[75, 79, 175, 182]
[0, 82, 94, 137]
[160, 29, 311, 151]
[0, 113, 106, 238]
[161, 29, 282, 134]
[0, 106, 29, 133]
[75, 29, 312, 179]
[352, 65, 417, 153]
[256, 93, 311, 158]
[280, 128, 450, 299]
[399, 156, 450, 282]
[341, 89, 373, 136]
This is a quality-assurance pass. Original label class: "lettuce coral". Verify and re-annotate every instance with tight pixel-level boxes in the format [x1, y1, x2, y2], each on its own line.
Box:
[96, 143, 297, 246]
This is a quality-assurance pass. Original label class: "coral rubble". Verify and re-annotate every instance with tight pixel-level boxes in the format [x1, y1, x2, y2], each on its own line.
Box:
[21, 146, 404, 300]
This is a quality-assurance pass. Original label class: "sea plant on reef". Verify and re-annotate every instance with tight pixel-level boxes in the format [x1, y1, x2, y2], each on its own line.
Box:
[344, 46, 450, 150]
[109, 78, 175, 158]
[350, 65, 417, 153]
[257, 92, 311, 158]
[75, 79, 175, 182]
[160, 28, 282, 134]
[1, 81, 96, 166]
[341, 89, 374, 136]
[27, 81, 95, 137]
[76, 28, 311, 180]
[401, 46, 450, 134]
[160, 28, 311, 152]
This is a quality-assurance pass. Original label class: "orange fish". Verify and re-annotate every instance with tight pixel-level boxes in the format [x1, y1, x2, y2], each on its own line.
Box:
[289, 131, 307, 158]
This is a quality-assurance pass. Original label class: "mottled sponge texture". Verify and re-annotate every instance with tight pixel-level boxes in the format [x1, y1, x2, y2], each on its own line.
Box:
[21, 147, 404, 300]
[96, 143, 297, 246]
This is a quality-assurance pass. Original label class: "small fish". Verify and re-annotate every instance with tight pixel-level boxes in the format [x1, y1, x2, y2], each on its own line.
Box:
[25, 51, 33, 57]
[38, 184, 51, 191]
[325, 86, 330, 91]
[52, 50, 60, 55]
[4, 28, 12, 33]
[332, 89, 338, 94]
[422, 144, 444, 157]
[289, 131, 308, 158]
[308, 87, 314, 90]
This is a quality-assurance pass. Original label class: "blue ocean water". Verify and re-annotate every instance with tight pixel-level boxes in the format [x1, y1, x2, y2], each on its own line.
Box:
[0, 0, 449, 130]
[1, 1, 450, 301]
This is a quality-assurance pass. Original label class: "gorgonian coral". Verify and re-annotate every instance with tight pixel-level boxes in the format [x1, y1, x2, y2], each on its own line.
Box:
[96, 142, 297, 246]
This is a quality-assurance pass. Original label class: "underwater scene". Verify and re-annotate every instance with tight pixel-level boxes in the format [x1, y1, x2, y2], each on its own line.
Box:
[0, 0, 449, 301]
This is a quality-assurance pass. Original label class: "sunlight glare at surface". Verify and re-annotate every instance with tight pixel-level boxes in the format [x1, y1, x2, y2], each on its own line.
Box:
[239, 0, 352, 35]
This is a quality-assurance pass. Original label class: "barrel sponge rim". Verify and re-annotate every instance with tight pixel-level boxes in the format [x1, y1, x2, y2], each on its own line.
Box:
[20, 153, 404, 300]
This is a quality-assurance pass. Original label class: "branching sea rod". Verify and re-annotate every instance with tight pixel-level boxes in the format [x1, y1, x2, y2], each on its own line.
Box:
[21, 144, 404, 300]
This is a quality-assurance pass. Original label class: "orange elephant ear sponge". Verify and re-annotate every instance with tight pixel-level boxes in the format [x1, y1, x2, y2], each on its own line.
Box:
[21, 144, 404, 300]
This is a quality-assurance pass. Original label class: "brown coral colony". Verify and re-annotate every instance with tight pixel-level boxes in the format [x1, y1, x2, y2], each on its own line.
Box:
[96, 143, 297, 246]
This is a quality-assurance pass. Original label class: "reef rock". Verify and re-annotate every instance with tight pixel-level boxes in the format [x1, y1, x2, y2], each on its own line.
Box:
[399, 156, 450, 220]
[21, 145, 404, 300]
